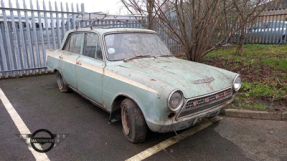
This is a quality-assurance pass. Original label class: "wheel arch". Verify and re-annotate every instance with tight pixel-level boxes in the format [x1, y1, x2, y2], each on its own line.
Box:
[53, 68, 60, 73]
[109, 94, 146, 124]
[53, 68, 69, 85]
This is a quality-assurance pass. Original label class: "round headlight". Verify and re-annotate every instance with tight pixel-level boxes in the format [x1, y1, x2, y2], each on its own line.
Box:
[168, 90, 184, 111]
[233, 75, 242, 92]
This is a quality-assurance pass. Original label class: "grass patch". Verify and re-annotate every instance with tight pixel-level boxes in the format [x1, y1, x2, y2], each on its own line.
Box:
[177, 44, 287, 111]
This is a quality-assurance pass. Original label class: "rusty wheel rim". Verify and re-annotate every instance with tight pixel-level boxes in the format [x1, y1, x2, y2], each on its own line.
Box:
[56, 73, 64, 90]
[122, 106, 130, 136]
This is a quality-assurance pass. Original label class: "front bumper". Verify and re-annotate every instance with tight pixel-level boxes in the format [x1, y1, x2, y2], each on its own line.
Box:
[146, 97, 234, 133]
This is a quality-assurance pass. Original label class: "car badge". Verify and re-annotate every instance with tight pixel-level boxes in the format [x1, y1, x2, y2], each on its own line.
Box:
[193, 77, 214, 84]
[193, 101, 198, 106]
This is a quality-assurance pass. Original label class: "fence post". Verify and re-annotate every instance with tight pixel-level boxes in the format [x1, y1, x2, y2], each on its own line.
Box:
[1, 0, 16, 76]
[16, 0, 29, 75]
[30, 0, 42, 74]
[36, 0, 46, 73]
[0, 24, 8, 77]
[66, 3, 71, 31]
[49, 1, 56, 49]
[9, 0, 22, 76]
[55, 2, 61, 48]
[81, 3, 86, 27]
[43, 0, 51, 49]
[60, 2, 65, 40]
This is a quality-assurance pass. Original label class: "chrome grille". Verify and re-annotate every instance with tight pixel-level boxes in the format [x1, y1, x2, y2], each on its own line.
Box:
[178, 88, 233, 118]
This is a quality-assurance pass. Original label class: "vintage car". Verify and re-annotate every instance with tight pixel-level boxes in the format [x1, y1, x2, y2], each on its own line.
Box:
[46, 27, 242, 143]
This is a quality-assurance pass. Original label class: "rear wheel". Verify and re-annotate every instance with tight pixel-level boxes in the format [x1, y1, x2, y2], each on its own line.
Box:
[121, 98, 147, 143]
[56, 71, 71, 93]
[279, 35, 286, 44]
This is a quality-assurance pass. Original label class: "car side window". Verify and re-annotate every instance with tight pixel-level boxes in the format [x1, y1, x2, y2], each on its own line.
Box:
[83, 33, 103, 60]
[64, 33, 83, 54]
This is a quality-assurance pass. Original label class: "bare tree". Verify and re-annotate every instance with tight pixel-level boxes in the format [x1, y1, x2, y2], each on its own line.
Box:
[233, 0, 270, 55]
[147, 0, 155, 29]
[121, 0, 268, 62]
[121, 0, 156, 29]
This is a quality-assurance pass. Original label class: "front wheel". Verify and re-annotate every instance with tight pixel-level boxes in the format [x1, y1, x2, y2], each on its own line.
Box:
[121, 98, 147, 143]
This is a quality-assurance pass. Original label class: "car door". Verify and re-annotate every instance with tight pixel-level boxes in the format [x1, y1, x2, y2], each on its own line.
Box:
[60, 32, 84, 88]
[261, 22, 272, 43]
[76, 32, 105, 105]
[272, 22, 284, 43]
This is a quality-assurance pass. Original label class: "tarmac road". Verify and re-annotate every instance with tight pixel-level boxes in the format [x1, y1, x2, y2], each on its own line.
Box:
[0, 74, 286, 161]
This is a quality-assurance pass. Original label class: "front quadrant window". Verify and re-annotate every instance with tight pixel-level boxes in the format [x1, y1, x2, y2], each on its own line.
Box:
[105, 33, 171, 61]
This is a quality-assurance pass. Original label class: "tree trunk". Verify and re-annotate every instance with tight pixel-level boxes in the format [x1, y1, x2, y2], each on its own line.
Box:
[185, 49, 192, 60]
[237, 25, 246, 56]
[185, 47, 192, 60]
[147, 0, 154, 30]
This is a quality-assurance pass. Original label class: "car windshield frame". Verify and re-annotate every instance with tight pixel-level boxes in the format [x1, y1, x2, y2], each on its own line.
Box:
[103, 32, 172, 61]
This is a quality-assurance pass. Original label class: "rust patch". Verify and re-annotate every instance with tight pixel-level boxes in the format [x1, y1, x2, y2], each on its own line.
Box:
[102, 96, 105, 105]
[150, 79, 156, 81]
[132, 60, 187, 89]
[157, 94, 160, 99]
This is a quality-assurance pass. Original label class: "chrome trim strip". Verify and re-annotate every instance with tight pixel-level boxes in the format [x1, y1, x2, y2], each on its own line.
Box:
[176, 87, 233, 120]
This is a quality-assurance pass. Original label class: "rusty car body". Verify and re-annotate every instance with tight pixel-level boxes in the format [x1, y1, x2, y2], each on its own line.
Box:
[46, 27, 242, 143]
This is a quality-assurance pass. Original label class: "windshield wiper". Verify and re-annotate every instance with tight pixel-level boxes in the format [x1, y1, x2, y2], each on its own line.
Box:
[124, 55, 152, 62]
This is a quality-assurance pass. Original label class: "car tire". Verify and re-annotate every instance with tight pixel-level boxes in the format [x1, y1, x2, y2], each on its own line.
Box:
[279, 35, 286, 44]
[121, 98, 147, 143]
[56, 71, 71, 93]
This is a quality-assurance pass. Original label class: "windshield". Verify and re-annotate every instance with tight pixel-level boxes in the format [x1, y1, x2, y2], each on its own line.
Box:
[105, 33, 171, 61]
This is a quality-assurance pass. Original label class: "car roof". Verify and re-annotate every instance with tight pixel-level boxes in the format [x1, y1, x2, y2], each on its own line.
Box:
[66, 27, 157, 35]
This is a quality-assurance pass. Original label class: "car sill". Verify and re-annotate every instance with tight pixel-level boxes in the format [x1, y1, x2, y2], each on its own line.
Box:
[68, 85, 111, 113]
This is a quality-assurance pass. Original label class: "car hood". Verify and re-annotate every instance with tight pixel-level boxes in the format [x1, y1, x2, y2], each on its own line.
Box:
[107, 57, 237, 98]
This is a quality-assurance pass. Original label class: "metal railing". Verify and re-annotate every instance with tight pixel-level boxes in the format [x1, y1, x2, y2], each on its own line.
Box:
[0, 1, 147, 78]
[0, 0, 85, 78]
